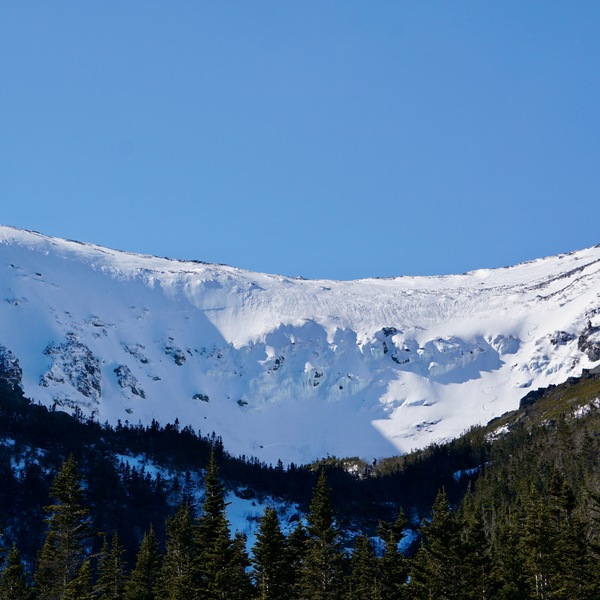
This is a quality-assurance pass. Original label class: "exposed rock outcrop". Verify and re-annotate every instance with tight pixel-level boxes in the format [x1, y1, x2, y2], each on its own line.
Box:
[578, 321, 600, 362]
[0, 343, 22, 385]
[114, 365, 146, 398]
[40, 334, 102, 402]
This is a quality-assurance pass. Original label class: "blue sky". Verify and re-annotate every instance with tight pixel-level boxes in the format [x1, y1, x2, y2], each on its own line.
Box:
[1, 2, 599, 280]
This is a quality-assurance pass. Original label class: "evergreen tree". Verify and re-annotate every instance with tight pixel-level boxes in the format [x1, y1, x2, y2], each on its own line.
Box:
[196, 450, 251, 600]
[228, 531, 254, 600]
[377, 510, 408, 600]
[63, 559, 93, 600]
[251, 506, 291, 599]
[462, 500, 492, 600]
[0, 544, 34, 600]
[346, 534, 381, 600]
[409, 489, 466, 600]
[196, 451, 228, 553]
[156, 505, 197, 600]
[286, 522, 309, 599]
[125, 526, 162, 600]
[522, 486, 556, 599]
[95, 532, 127, 600]
[35, 455, 94, 600]
[198, 515, 233, 599]
[552, 481, 594, 600]
[491, 518, 530, 600]
[299, 471, 347, 600]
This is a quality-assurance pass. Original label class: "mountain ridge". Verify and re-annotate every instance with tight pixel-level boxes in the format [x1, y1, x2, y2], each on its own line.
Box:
[1, 224, 600, 464]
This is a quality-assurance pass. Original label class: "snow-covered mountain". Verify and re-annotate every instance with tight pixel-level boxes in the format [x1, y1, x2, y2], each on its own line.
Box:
[1, 225, 599, 465]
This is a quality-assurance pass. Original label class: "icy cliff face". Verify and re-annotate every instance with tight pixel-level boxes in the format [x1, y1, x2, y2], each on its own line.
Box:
[1, 224, 600, 464]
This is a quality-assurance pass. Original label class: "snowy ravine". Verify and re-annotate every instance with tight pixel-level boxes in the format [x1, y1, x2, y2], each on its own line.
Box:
[1, 225, 600, 465]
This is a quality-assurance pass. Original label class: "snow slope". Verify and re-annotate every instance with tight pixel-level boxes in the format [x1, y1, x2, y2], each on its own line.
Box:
[1, 224, 599, 465]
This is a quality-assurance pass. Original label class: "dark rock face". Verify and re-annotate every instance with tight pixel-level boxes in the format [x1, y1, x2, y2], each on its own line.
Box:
[518, 364, 600, 410]
[0, 344, 22, 385]
[164, 343, 187, 365]
[519, 386, 556, 409]
[550, 331, 575, 346]
[382, 327, 398, 337]
[114, 365, 146, 398]
[578, 321, 600, 362]
[40, 334, 102, 402]
[268, 356, 284, 372]
[391, 347, 410, 365]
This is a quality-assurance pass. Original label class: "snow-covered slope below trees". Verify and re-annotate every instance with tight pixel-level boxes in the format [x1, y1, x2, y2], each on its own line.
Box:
[1, 225, 600, 464]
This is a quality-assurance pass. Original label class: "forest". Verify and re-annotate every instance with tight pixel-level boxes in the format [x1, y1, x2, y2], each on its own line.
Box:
[2, 367, 600, 598]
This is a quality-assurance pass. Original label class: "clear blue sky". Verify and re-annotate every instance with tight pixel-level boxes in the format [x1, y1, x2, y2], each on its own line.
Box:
[1, 2, 599, 280]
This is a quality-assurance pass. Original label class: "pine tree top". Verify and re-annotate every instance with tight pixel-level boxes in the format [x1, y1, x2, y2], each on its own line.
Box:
[307, 470, 337, 541]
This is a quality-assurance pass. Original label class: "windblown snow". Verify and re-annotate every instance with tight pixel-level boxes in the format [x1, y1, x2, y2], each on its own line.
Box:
[1, 225, 600, 464]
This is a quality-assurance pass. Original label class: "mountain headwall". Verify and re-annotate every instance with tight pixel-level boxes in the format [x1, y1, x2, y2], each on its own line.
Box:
[1, 225, 600, 464]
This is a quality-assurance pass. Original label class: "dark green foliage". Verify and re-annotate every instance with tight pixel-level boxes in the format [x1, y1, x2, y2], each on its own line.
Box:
[461, 497, 492, 600]
[0, 544, 34, 600]
[198, 516, 235, 600]
[286, 522, 309, 599]
[156, 505, 197, 600]
[229, 532, 254, 600]
[377, 511, 408, 600]
[251, 506, 291, 599]
[196, 451, 228, 552]
[195, 451, 238, 599]
[299, 471, 347, 600]
[522, 486, 556, 598]
[95, 532, 127, 600]
[549, 480, 594, 600]
[34, 455, 94, 600]
[346, 534, 381, 600]
[124, 526, 161, 600]
[492, 519, 530, 600]
[63, 559, 93, 600]
[409, 490, 466, 600]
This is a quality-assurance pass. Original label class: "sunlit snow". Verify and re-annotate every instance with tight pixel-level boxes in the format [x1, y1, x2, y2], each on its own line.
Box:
[1, 225, 600, 464]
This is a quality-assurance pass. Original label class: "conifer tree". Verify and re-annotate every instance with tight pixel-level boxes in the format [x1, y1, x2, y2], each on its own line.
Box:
[198, 515, 235, 599]
[492, 519, 530, 600]
[346, 534, 381, 600]
[552, 481, 594, 600]
[462, 500, 492, 600]
[35, 455, 94, 600]
[299, 470, 347, 600]
[522, 486, 556, 599]
[228, 531, 254, 600]
[251, 506, 291, 599]
[0, 544, 34, 600]
[377, 510, 408, 600]
[408, 489, 466, 600]
[95, 532, 127, 600]
[63, 559, 93, 600]
[196, 451, 228, 552]
[156, 505, 197, 600]
[286, 521, 309, 599]
[195, 450, 250, 600]
[125, 526, 162, 600]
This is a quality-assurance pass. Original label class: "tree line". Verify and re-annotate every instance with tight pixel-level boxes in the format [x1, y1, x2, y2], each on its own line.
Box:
[4, 360, 600, 598]
[0, 453, 406, 600]
[0, 376, 477, 563]
[4, 450, 600, 600]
